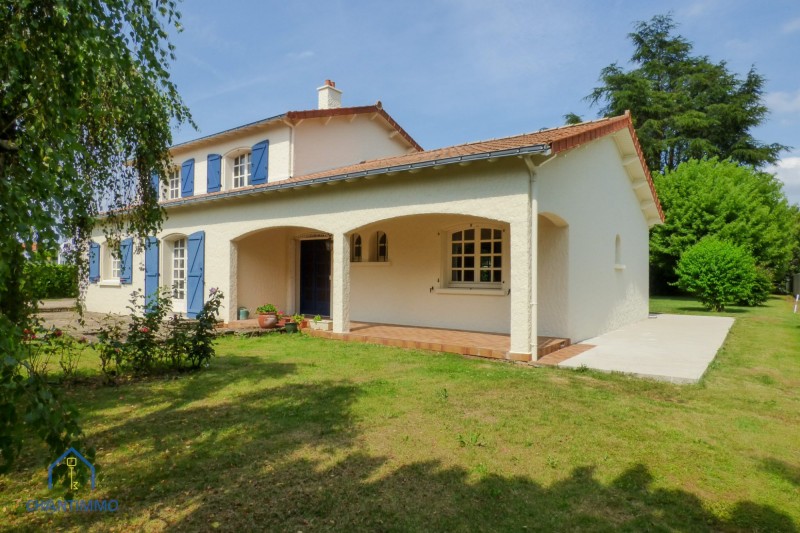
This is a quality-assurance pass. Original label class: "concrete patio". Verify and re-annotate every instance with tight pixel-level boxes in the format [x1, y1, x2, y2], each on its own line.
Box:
[558, 313, 735, 384]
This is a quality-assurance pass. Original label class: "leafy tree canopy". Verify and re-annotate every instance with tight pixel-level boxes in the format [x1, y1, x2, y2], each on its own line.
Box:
[651, 159, 795, 291]
[0, 0, 191, 475]
[588, 13, 787, 172]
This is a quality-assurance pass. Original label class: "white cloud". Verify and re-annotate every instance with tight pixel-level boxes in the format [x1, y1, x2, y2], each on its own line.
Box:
[766, 90, 800, 114]
[782, 18, 800, 33]
[681, 0, 720, 19]
[766, 156, 800, 205]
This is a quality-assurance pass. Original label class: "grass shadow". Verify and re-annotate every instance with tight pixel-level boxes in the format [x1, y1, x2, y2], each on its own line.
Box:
[762, 458, 800, 488]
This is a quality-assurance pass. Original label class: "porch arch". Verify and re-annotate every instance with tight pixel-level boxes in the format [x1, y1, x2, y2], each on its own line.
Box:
[345, 213, 512, 334]
[537, 212, 569, 337]
[231, 225, 331, 320]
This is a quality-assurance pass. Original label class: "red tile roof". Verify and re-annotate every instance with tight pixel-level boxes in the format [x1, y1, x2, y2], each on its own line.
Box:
[164, 112, 663, 222]
[171, 104, 422, 153]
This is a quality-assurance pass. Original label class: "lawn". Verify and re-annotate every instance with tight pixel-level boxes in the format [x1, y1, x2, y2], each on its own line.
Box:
[2, 296, 799, 531]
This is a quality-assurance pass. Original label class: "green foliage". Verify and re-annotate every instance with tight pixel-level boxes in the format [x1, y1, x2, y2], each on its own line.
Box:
[588, 14, 786, 172]
[95, 288, 223, 379]
[650, 159, 795, 291]
[256, 304, 277, 314]
[0, 0, 191, 477]
[674, 237, 758, 311]
[22, 263, 79, 300]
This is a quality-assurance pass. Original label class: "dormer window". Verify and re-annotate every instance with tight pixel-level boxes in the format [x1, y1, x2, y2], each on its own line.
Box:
[232, 152, 252, 189]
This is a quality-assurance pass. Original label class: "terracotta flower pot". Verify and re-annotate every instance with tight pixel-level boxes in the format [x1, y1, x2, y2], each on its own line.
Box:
[258, 313, 278, 329]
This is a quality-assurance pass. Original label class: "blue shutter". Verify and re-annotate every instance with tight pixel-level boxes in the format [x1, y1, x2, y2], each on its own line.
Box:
[181, 159, 195, 197]
[120, 237, 133, 284]
[207, 154, 221, 193]
[186, 231, 205, 318]
[250, 140, 269, 185]
[89, 242, 100, 283]
[150, 172, 160, 199]
[145, 237, 160, 311]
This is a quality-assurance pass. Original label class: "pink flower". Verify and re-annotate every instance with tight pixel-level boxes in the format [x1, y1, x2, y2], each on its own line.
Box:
[53, 329, 63, 337]
[139, 326, 150, 333]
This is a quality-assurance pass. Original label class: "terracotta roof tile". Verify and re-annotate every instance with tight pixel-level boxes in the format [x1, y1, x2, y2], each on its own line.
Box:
[163, 112, 663, 222]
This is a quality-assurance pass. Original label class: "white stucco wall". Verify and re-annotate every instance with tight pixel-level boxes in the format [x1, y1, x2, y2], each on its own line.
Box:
[85, 160, 531, 338]
[348, 215, 511, 333]
[537, 215, 569, 336]
[292, 114, 414, 177]
[169, 123, 292, 195]
[537, 137, 650, 342]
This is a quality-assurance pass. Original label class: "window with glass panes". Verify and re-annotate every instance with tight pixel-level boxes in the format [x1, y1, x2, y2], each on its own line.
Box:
[172, 238, 186, 300]
[110, 253, 121, 279]
[449, 227, 502, 287]
[233, 152, 251, 188]
[168, 168, 180, 199]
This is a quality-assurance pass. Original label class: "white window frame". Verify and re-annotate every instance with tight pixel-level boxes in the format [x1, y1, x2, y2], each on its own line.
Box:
[232, 152, 252, 189]
[172, 238, 186, 305]
[447, 225, 504, 289]
[168, 167, 180, 200]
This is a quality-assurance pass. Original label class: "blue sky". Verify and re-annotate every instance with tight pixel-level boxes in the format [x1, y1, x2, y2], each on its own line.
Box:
[167, 0, 800, 203]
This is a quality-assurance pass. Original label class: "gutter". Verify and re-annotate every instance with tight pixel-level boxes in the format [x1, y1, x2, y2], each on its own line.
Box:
[163, 143, 552, 209]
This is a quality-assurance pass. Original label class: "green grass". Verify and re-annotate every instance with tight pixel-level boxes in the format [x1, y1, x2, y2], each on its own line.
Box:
[2, 296, 800, 531]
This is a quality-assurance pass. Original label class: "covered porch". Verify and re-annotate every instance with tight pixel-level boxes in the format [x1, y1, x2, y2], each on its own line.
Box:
[222, 319, 571, 360]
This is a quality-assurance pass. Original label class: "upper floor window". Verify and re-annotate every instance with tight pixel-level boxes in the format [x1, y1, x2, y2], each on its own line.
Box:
[449, 226, 503, 288]
[168, 168, 180, 200]
[232, 152, 252, 189]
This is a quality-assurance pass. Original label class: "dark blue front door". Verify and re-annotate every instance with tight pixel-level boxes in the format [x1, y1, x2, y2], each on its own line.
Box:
[300, 239, 331, 317]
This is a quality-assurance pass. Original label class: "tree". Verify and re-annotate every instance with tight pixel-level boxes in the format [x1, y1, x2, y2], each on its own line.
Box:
[0, 0, 191, 477]
[650, 159, 795, 292]
[674, 237, 758, 311]
[587, 14, 787, 173]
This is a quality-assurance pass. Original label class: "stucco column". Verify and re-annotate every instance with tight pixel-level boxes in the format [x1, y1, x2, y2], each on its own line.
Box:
[331, 233, 351, 333]
[509, 161, 539, 361]
[228, 240, 238, 323]
[509, 215, 534, 360]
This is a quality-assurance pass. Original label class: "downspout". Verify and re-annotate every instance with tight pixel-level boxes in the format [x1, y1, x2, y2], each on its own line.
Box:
[523, 156, 539, 357]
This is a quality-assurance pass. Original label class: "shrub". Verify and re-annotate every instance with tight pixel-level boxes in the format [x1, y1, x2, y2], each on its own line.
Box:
[95, 288, 223, 379]
[23, 262, 78, 299]
[738, 267, 773, 307]
[674, 237, 758, 311]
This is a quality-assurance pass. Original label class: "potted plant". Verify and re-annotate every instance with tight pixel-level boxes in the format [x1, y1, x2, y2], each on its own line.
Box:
[276, 311, 287, 327]
[284, 314, 300, 334]
[256, 304, 278, 329]
[309, 314, 332, 331]
[292, 313, 306, 329]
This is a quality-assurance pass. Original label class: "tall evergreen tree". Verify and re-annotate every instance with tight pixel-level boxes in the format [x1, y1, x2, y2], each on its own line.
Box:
[588, 14, 786, 172]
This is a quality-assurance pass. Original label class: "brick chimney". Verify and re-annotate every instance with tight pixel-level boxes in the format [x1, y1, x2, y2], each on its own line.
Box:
[317, 79, 342, 110]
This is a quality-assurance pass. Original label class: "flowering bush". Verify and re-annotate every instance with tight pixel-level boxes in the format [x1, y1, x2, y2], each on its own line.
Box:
[95, 288, 224, 380]
[20, 323, 89, 381]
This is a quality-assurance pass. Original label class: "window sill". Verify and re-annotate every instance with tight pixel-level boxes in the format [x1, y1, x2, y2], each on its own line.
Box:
[350, 261, 392, 267]
[435, 287, 506, 296]
[614, 264, 626, 271]
[99, 279, 121, 287]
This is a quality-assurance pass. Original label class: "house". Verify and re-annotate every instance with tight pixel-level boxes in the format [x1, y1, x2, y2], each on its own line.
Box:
[84, 81, 663, 362]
